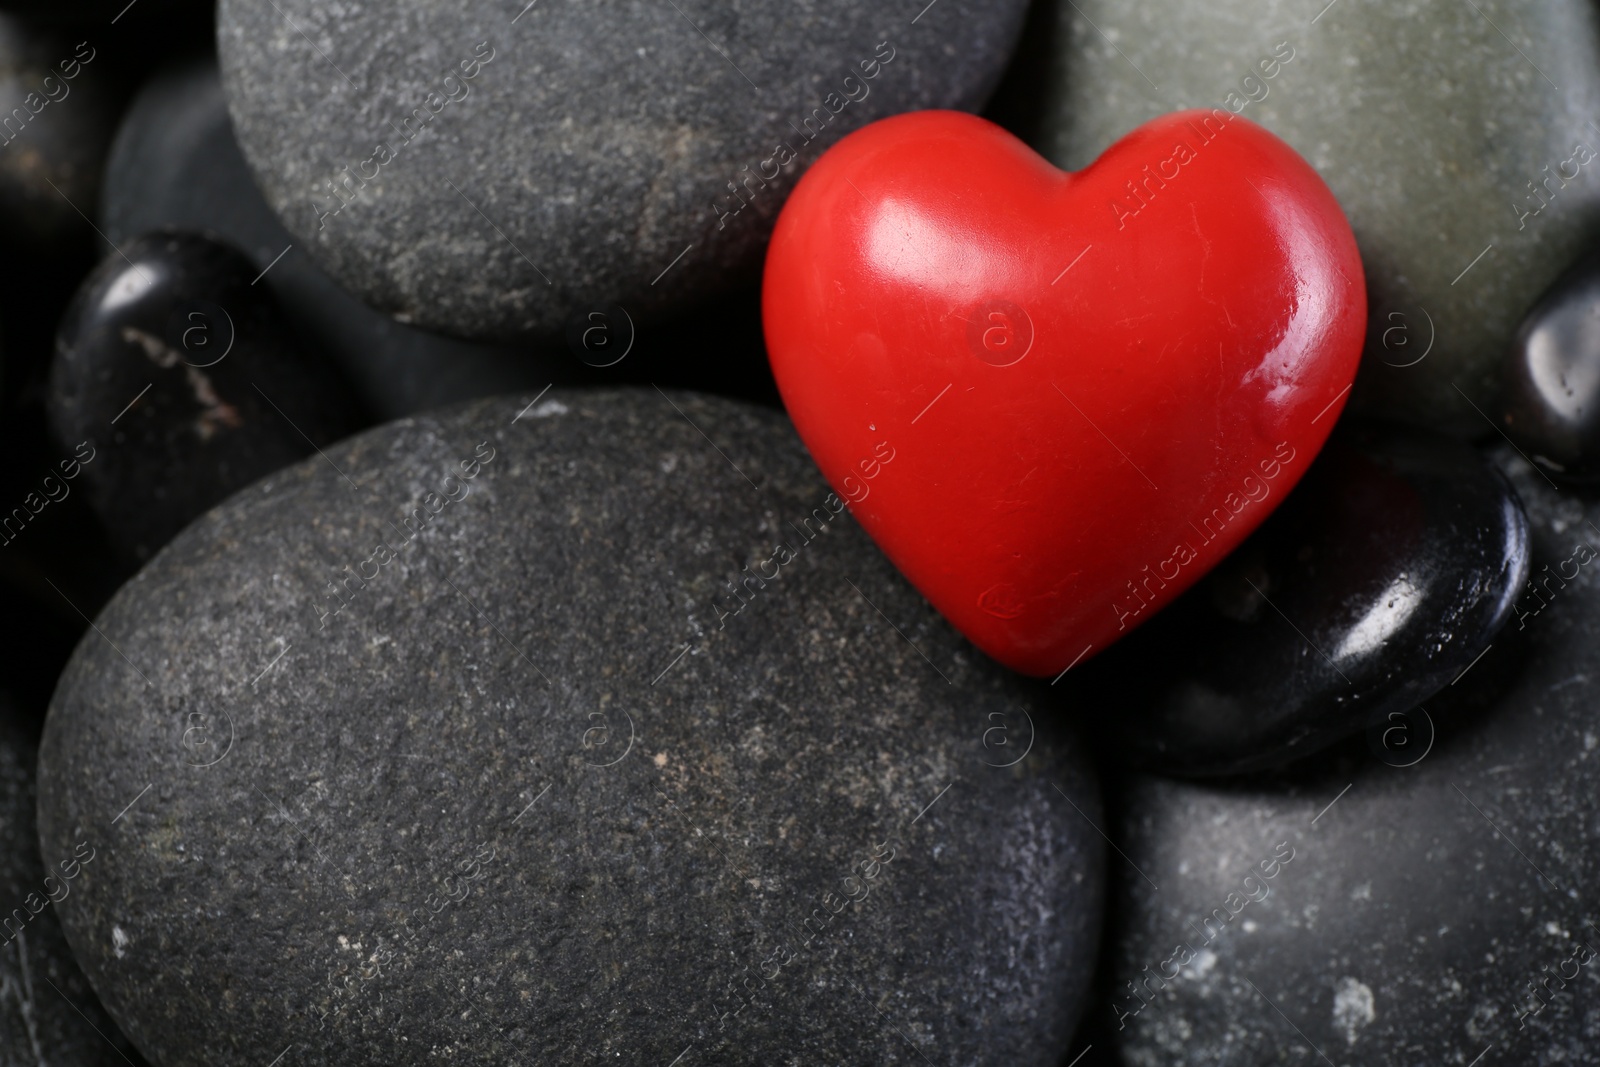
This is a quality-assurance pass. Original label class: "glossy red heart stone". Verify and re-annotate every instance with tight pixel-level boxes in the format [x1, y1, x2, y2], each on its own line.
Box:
[762, 109, 1365, 677]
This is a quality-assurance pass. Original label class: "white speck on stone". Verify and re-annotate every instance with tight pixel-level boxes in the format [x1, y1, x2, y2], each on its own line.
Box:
[1351, 882, 1372, 901]
[112, 925, 129, 959]
[1332, 977, 1375, 1045]
[1185, 949, 1218, 978]
[1546, 921, 1563, 937]
[1587, 731, 1598, 752]
[531, 399, 568, 418]
[1242, 920, 1258, 933]
[653, 752, 668, 768]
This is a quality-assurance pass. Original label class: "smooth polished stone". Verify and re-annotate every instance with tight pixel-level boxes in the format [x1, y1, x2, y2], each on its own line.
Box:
[0, 19, 118, 252]
[988, 0, 1600, 437]
[0, 696, 147, 1065]
[48, 231, 362, 562]
[1102, 449, 1600, 1064]
[1503, 248, 1600, 481]
[216, 0, 1030, 340]
[1069, 422, 1529, 776]
[37, 388, 1103, 1067]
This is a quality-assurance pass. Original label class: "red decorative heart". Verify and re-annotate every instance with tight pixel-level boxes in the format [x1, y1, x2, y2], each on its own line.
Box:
[762, 109, 1365, 677]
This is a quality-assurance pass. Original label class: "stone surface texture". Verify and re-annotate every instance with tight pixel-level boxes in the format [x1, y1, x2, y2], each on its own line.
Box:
[217, 0, 1030, 339]
[38, 388, 1103, 1066]
[0, 700, 145, 1066]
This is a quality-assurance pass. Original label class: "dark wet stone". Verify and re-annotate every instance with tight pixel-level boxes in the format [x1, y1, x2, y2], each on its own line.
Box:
[37, 388, 1103, 1067]
[0, 696, 146, 1066]
[987, 0, 1600, 437]
[0, 19, 119, 253]
[1100, 450, 1600, 1065]
[216, 0, 1030, 340]
[47, 231, 362, 563]
[1069, 422, 1529, 777]
[1503, 249, 1600, 482]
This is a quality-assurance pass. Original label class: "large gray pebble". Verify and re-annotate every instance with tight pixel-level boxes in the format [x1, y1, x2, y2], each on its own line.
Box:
[217, 0, 1029, 339]
[37, 388, 1103, 1066]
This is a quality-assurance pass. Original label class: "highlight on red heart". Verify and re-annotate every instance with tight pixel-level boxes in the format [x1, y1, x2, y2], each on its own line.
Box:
[762, 108, 1366, 678]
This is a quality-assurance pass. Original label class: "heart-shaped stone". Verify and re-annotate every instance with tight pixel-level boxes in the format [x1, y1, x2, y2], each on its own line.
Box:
[763, 109, 1366, 675]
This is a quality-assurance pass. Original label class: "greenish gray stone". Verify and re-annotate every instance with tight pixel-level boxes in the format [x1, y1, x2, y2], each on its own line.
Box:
[37, 388, 1103, 1066]
[999, 0, 1600, 437]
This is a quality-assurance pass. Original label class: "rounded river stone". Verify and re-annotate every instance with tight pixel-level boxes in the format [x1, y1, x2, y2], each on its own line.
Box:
[1071, 421, 1529, 778]
[1101, 448, 1600, 1064]
[0, 699, 145, 1066]
[217, 0, 1030, 340]
[992, 0, 1600, 437]
[48, 231, 362, 563]
[1503, 246, 1600, 482]
[37, 388, 1103, 1066]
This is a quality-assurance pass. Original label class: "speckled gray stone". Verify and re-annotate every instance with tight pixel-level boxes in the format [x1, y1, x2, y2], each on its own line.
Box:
[0, 699, 145, 1066]
[1102, 449, 1600, 1065]
[37, 388, 1103, 1066]
[216, 0, 1030, 340]
[994, 0, 1600, 437]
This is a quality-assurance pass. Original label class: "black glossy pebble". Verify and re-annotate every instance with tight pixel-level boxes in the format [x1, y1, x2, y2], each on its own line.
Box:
[1104, 450, 1600, 1065]
[1504, 248, 1600, 481]
[0, 696, 146, 1066]
[48, 231, 362, 562]
[1067, 422, 1529, 777]
[38, 388, 1103, 1067]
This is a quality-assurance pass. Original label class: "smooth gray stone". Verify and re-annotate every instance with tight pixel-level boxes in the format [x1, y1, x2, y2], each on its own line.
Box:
[37, 388, 1103, 1067]
[216, 0, 1029, 340]
[0, 699, 146, 1066]
[996, 0, 1600, 438]
[102, 57, 565, 421]
[1103, 448, 1600, 1065]
[1502, 247, 1600, 481]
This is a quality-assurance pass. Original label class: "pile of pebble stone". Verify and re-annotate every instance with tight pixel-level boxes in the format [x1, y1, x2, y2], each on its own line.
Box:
[0, 0, 1596, 1063]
